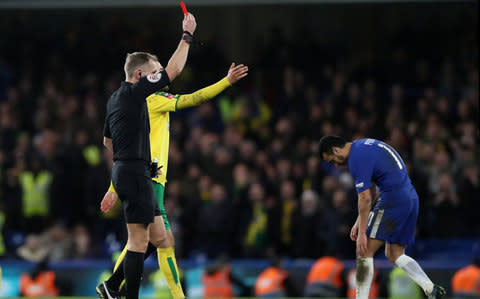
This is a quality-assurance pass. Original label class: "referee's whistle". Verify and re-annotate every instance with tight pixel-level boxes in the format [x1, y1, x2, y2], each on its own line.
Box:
[150, 158, 159, 178]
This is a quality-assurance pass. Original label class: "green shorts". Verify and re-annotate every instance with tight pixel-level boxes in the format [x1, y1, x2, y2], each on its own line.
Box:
[152, 181, 171, 230]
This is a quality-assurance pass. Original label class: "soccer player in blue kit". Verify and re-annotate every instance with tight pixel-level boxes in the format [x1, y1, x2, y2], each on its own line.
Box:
[318, 136, 446, 299]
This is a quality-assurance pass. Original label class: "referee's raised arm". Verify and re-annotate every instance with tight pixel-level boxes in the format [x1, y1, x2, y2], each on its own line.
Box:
[130, 13, 197, 99]
[165, 12, 196, 81]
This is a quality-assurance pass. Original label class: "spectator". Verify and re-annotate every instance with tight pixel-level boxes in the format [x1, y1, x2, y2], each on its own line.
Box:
[0, 10, 477, 259]
[16, 234, 49, 262]
[44, 223, 73, 261]
[196, 184, 232, 257]
[327, 189, 356, 258]
[431, 172, 462, 238]
[292, 190, 327, 258]
[243, 182, 268, 257]
[71, 223, 93, 259]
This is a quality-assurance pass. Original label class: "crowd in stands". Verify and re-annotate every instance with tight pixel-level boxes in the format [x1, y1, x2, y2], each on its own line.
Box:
[0, 9, 477, 261]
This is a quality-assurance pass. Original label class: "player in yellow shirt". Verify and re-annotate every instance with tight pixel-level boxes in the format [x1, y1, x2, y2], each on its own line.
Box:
[97, 62, 248, 299]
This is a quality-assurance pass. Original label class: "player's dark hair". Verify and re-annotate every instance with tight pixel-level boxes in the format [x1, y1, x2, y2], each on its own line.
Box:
[317, 135, 347, 157]
[124, 52, 159, 79]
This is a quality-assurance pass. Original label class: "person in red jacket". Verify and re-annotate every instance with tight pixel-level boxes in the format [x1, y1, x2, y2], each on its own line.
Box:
[255, 255, 297, 297]
[451, 255, 480, 298]
[19, 260, 59, 298]
[202, 255, 250, 298]
[304, 255, 345, 297]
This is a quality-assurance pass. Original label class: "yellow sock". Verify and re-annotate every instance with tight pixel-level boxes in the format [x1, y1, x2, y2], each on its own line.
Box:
[157, 247, 185, 299]
[115, 244, 128, 290]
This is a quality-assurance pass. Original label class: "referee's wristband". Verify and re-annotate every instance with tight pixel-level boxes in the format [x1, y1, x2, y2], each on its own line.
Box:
[182, 33, 193, 44]
[182, 31, 204, 46]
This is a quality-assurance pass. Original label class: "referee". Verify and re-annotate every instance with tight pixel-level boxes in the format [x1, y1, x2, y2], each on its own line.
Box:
[101, 13, 196, 299]
[99, 62, 248, 299]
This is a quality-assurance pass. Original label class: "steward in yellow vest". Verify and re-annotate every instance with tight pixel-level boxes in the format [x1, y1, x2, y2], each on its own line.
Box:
[388, 267, 422, 299]
[19, 170, 52, 218]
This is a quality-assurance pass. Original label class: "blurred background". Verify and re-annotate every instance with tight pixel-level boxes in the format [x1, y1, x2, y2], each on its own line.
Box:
[0, 0, 478, 297]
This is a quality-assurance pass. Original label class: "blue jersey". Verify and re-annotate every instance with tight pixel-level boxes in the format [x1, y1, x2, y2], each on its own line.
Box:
[348, 138, 411, 195]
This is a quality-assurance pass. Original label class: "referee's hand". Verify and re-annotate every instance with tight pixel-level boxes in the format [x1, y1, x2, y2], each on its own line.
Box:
[100, 191, 118, 213]
[183, 13, 196, 35]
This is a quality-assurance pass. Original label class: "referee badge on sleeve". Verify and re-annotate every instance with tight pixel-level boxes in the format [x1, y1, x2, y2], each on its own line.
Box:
[147, 73, 162, 83]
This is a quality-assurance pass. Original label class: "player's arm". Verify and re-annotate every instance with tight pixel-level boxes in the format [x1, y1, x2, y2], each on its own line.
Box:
[349, 154, 373, 255]
[177, 63, 248, 109]
[176, 78, 230, 109]
[356, 188, 372, 256]
[165, 13, 196, 81]
[147, 63, 248, 113]
[357, 189, 372, 236]
[350, 181, 377, 241]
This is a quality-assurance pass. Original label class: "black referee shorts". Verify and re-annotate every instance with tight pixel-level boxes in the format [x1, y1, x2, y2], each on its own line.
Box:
[112, 161, 160, 224]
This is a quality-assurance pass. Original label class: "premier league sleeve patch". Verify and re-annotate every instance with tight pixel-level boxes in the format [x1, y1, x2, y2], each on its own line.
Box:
[147, 73, 162, 83]
[154, 92, 175, 99]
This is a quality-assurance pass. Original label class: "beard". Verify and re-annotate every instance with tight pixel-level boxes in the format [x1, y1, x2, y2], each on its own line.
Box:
[335, 154, 348, 165]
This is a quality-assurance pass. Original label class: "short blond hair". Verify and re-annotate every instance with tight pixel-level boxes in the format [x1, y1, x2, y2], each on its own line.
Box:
[124, 52, 158, 79]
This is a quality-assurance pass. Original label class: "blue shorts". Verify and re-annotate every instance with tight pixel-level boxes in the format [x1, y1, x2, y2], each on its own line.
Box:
[366, 186, 419, 245]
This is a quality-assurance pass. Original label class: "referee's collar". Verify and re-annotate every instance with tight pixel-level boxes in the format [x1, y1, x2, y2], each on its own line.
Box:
[121, 81, 133, 86]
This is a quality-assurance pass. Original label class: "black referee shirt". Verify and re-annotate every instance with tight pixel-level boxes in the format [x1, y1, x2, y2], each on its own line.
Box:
[103, 70, 170, 162]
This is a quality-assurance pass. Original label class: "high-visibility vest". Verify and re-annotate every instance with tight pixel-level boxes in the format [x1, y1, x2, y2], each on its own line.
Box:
[347, 268, 379, 298]
[83, 145, 101, 166]
[19, 171, 52, 217]
[19, 271, 59, 297]
[254, 267, 288, 297]
[97, 270, 112, 288]
[202, 268, 234, 298]
[388, 267, 422, 299]
[150, 269, 172, 299]
[452, 265, 480, 298]
[304, 256, 344, 297]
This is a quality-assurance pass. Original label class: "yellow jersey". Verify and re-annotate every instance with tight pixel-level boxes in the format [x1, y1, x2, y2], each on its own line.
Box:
[109, 77, 231, 191]
[146, 91, 178, 185]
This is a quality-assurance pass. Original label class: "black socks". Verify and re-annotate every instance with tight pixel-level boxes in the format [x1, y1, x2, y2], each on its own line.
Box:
[123, 250, 144, 299]
[106, 242, 156, 292]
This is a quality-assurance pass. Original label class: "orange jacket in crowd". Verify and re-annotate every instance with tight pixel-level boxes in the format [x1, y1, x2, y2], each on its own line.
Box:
[202, 267, 234, 298]
[19, 271, 59, 297]
[346, 268, 379, 298]
[452, 264, 480, 298]
[304, 256, 344, 297]
[254, 266, 288, 297]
